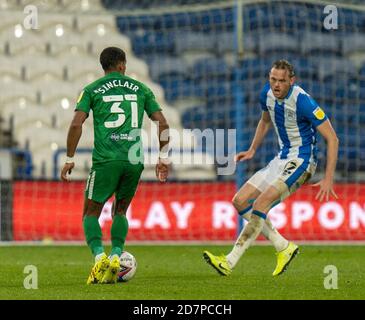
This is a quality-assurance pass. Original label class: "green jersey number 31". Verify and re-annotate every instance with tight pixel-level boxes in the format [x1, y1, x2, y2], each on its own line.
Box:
[103, 94, 138, 128]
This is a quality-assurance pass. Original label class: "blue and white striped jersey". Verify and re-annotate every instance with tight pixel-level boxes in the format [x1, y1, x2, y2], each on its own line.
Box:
[260, 83, 327, 162]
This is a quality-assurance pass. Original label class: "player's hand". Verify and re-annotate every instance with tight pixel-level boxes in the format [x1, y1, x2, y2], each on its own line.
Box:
[60, 162, 75, 182]
[234, 149, 255, 162]
[156, 158, 169, 182]
[311, 178, 338, 202]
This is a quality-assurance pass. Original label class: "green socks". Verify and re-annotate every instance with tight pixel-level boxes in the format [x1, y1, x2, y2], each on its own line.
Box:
[83, 215, 104, 257]
[110, 215, 129, 257]
[83, 214, 129, 257]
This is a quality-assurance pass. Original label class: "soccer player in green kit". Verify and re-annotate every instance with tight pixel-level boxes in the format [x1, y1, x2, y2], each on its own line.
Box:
[60, 47, 170, 284]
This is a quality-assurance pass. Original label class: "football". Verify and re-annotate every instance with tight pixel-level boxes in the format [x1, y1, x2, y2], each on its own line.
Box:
[117, 251, 137, 282]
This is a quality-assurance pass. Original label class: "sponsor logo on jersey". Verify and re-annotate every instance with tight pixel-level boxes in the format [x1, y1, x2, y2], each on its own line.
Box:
[313, 107, 325, 120]
[110, 133, 137, 142]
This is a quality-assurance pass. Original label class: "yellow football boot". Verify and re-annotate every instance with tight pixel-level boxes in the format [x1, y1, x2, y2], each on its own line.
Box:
[272, 242, 299, 276]
[86, 253, 110, 284]
[203, 251, 232, 276]
[100, 255, 120, 284]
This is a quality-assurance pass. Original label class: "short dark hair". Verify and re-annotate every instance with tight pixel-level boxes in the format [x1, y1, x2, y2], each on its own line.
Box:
[99, 47, 126, 71]
[271, 59, 295, 77]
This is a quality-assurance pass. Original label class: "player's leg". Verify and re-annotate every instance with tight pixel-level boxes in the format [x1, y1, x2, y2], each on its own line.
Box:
[110, 162, 143, 257]
[232, 181, 289, 252]
[203, 182, 260, 275]
[101, 162, 144, 284]
[83, 198, 111, 284]
[84, 162, 120, 284]
[226, 185, 282, 270]
[83, 199, 106, 259]
[269, 159, 313, 276]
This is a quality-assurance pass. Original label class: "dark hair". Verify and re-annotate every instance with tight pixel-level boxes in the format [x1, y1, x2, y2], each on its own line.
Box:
[271, 59, 295, 77]
[99, 47, 126, 71]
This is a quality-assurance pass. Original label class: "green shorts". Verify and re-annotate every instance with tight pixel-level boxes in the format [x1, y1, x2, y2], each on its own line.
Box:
[84, 160, 144, 203]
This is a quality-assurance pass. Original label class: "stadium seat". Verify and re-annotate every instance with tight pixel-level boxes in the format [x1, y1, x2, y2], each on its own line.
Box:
[341, 34, 365, 56]
[0, 0, 21, 9]
[38, 81, 80, 106]
[237, 57, 271, 80]
[47, 33, 91, 56]
[148, 56, 189, 80]
[2, 104, 56, 130]
[130, 31, 176, 55]
[315, 57, 358, 81]
[3, 30, 47, 56]
[15, 124, 66, 151]
[87, 32, 132, 56]
[301, 32, 341, 56]
[23, 56, 66, 83]
[76, 14, 118, 34]
[258, 33, 299, 56]
[193, 57, 230, 81]
[290, 58, 318, 81]
[62, 0, 105, 11]
[18, 0, 61, 11]
[0, 11, 24, 33]
[62, 56, 101, 82]
[0, 57, 25, 82]
[38, 13, 76, 31]
[175, 32, 216, 53]
[1, 82, 38, 107]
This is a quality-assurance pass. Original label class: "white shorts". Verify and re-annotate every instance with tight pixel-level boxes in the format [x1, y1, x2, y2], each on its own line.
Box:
[247, 156, 316, 200]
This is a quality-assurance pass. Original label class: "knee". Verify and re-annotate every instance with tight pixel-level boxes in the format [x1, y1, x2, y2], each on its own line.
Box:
[232, 193, 251, 211]
[252, 194, 273, 213]
[83, 199, 104, 217]
[113, 199, 130, 217]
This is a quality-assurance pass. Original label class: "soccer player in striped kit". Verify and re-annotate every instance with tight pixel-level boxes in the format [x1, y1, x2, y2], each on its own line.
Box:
[204, 60, 339, 276]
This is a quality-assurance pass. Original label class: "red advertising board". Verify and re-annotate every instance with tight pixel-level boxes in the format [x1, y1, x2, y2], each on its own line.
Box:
[12, 181, 365, 241]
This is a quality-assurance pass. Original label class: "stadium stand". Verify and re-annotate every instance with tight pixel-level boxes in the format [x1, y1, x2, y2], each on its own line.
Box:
[0, 0, 210, 180]
[0, 0, 364, 183]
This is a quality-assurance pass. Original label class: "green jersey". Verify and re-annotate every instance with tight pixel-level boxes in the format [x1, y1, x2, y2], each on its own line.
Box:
[76, 72, 161, 164]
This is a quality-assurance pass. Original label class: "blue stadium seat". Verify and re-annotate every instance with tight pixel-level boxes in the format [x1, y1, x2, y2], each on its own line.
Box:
[193, 57, 230, 80]
[148, 56, 189, 80]
[130, 31, 176, 55]
[258, 33, 299, 56]
[301, 31, 341, 56]
[341, 34, 365, 56]
[158, 73, 207, 102]
[175, 32, 216, 53]
[339, 8, 365, 32]
[291, 58, 318, 81]
[237, 58, 271, 80]
[315, 57, 357, 81]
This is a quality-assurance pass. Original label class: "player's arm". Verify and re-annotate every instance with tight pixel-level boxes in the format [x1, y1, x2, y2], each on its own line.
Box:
[61, 89, 91, 182]
[60, 111, 88, 181]
[150, 111, 170, 182]
[235, 111, 272, 162]
[312, 119, 339, 201]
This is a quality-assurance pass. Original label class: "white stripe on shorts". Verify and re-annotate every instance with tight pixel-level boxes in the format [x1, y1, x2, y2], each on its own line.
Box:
[88, 171, 96, 200]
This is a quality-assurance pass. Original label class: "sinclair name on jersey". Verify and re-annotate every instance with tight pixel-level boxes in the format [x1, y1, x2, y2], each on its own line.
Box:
[93, 79, 140, 94]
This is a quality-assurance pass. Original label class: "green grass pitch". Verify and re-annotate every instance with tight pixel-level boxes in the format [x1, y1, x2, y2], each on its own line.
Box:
[0, 245, 364, 300]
